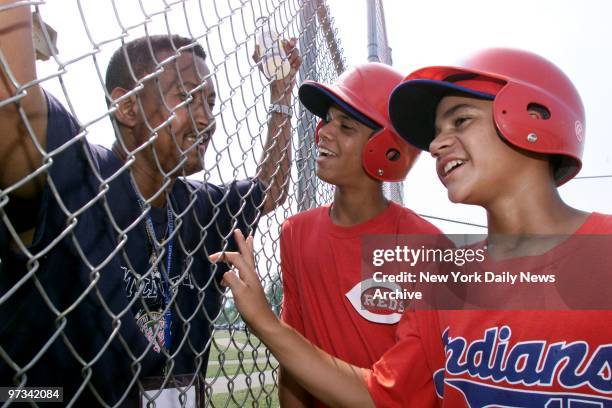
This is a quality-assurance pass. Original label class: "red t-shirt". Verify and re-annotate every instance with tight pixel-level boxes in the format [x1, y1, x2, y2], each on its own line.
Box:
[365, 212, 612, 407]
[280, 202, 441, 405]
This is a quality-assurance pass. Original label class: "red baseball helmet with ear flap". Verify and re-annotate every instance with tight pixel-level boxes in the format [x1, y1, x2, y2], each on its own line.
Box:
[299, 63, 420, 182]
[389, 48, 585, 186]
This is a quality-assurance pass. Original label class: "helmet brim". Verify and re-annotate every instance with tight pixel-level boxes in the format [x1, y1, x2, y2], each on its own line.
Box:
[389, 79, 495, 151]
[299, 81, 381, 130]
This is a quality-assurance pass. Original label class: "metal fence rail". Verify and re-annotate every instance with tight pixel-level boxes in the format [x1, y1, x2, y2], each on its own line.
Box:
[366, 0, 404, 205]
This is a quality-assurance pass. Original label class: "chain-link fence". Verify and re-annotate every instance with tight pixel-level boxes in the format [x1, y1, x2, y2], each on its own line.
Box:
[0, 0, 343, 406]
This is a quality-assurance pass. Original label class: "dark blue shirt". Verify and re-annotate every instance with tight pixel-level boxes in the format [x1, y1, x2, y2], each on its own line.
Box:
[0, 92, 264, 405]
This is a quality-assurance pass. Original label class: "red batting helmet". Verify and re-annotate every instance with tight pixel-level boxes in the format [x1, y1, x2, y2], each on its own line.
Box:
[299, 63, 420, 182]
[389, 48, 585, 185]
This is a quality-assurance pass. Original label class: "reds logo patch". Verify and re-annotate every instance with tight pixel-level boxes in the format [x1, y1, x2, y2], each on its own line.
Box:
[345, 278, 406, 324]
[575, 120, 584, 143]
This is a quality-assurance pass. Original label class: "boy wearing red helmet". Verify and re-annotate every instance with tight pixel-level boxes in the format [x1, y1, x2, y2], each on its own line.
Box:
[279, 63, 441, 406]
[214, 49, 612, 407]
[363, 48, 612, 407]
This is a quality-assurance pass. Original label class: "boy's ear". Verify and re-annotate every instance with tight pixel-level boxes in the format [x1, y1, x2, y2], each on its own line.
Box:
[110, 87, 140, 127]
[528, 110, 543, 120]
[527, 103, 551, 120]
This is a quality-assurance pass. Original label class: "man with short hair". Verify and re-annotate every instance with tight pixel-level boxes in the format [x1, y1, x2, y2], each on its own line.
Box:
[0, 2, 300, 405]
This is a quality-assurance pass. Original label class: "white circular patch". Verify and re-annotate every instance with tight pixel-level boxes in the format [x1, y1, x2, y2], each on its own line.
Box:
[575, 120, 584, 143]
[345, 278, 404, 325]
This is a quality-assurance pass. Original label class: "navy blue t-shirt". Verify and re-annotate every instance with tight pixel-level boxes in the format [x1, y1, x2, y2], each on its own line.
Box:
[0, 92, 264, 405]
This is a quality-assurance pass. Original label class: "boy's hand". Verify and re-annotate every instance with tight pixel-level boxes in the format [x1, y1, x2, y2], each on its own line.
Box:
[209, 229, 278, 335]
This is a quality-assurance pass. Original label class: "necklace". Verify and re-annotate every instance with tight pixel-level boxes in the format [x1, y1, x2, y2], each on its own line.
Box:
[129, 177, 174, 351]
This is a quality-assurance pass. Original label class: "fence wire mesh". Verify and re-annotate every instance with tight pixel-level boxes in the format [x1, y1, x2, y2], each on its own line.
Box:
[0, 0, 343, 406]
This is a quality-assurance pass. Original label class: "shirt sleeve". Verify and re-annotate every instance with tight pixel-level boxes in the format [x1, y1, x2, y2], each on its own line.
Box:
[215, 177, 265, 251]
[363, 310, 443, 407]
[31, 90, 94, 251]
[279, 219, 305, 334]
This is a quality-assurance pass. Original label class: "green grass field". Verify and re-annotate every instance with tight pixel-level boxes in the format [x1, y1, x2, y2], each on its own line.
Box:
[210, 385, 279, 407]
[206, 330, 280, 407]
[208, 329, 274, 365]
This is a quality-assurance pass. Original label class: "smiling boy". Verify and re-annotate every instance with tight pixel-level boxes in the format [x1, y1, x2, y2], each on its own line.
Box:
[277, 63, 441, 406]
[214, 48, 612, 407]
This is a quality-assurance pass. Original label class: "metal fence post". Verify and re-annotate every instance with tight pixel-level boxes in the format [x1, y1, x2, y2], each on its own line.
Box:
[297, 0, 319, 212]
[366, 0, 404, 204]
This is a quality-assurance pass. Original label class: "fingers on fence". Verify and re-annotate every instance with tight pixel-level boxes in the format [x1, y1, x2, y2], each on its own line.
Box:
[0, 5, 48, 199]
[210, 232, 254, 285]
